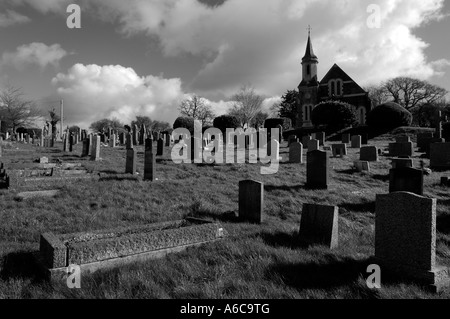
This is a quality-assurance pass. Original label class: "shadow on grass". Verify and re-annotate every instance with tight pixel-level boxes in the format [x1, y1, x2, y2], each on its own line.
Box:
[437, 212, 450, 234]
[187, 211, 241, 223]
[340, 201, 376, 214]
[336, 169, 357, 175]
[264, 185, 305, 192]
[99, 174, 140, 182]
[1, 251, 44, 283]
[260, 231, 302, 249]
[372, 174, 390, 182]
[269, 255, 372, 289]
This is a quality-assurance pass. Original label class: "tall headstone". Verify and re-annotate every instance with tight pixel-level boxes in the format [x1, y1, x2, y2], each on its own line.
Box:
[302, 135, 312, 149]
[430, 143, 450, 170]
[157, 138, 164, 156]
[81, 138, 90, 157]
[88, 134, 93, 156]
[90, 135, 101, 161]
[342, 134, 351, 144]
[139, 125, 146, 145]
[306, 150, 329, 189]
[315, 132, 325, 146]
[126, 133, 133, 150]
[389, 167, 423, 195]
[69, 134, 74, 152]
[125, 148, 137, 175]
[144, 138, 155, 181]
[361, 133, 369, 145]
[351, 135, 362, 148]
[299, 204, 339, 249]
[239, 180, 264, 224]
[375, 192, 449, 292]
[133, 125, 138, 146]
[289, 142, 303, 164]
[165, 133, 171, 147]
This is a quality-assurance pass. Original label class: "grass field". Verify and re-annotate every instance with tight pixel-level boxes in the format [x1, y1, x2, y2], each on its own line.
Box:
[0, 132, 449, 299]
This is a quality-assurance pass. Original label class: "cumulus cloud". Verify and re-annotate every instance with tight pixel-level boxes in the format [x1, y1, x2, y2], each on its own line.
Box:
[51, 64, 185, 129]
[67, 0, 446, 95]
[1, 42, 68, 70]
[0, 10, 30, 27]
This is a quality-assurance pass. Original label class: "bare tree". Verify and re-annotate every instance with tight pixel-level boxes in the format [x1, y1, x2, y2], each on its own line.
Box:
[382, 77, 448, 110]
[179, 95, 215, 126]
[229, 84, 264, 128]
[365, 85, 390, 107]
[0, 85, 43, 133]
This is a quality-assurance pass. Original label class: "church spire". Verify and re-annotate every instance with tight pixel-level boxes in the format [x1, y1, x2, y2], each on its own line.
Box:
[302, 25, 318, 63]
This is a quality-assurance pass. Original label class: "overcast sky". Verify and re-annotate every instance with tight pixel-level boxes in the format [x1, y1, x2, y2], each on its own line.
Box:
[0, 0, 449, 129]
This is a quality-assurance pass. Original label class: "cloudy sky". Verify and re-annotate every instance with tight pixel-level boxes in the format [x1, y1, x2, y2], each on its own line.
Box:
[0, 0, 449, 129]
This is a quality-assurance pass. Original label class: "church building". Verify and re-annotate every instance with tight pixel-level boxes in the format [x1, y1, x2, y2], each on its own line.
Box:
[296, 30, 372, 128]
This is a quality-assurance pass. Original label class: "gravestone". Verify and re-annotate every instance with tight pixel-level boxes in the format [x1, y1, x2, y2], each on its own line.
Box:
[389, 142, 413, 157]
[288, 135, 297, 146]
[88, 134, 93, 156]
[391, 158, 413, 169]
[396, 136, 410, 143]
[430, 143, 450, 170]
[289, 142, 303, 164]
[351, 135, 362, 148]
[342, 134, 351, 144]
[133, 125, 138, 146]
[271, 139, 280, 161]
[125, 148, 137, 175]
[354, 161, 370, 172]
[190, 137, 202, 163]
[238, 180, 264, 224]
[157, 138, 164, 156]
[109, 134, 116, 148]
[389, 167, 423, 195]
[417, 133, 434, 151]
[144, 138, 155, 181]
[299, 204, 338, 249]
[306, 150, 328, 189]
[307, 139, 319, 152]
[69, 134, 74, 152]
[360, 146, 378, 162]
[375, 192, 450, 292]
[165, 133, 171, 147]
[361, 133, 369, 145]
[332, 144, 347, 157]
[139, 125, 146, 145]
[315, 132, 325, 146]
[302, 136, 312, 149]
[81, 139, 90, 157]
[126, 133, 133, 150]
[40, 157, 49, 164]
[90, 136, 101, 161]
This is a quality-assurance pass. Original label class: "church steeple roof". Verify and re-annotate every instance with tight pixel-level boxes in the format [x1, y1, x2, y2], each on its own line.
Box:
[302, 27, 318, 63]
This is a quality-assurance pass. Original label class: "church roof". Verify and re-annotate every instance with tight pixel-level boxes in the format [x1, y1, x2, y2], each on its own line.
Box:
[319, 64, 367, 94]
[302, 35, 318, 63]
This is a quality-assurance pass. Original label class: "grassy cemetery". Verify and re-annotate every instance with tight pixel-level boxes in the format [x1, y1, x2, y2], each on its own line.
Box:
[0, 124, 449, 299]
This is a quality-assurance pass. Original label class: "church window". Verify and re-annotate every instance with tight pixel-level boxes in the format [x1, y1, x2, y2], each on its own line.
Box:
[307, 65, 311, 75]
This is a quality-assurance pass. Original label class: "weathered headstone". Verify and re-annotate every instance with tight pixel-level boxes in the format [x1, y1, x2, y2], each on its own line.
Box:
[430, 143, 450, 170]
[307, 139, 320, 152]
[375, 192, 450, 292]
[354, 161, 370, 172]
[126, 133, 133, 150]
[90, 135, 101, 161]
[342, 133, 351, 144]
[361, 133, 369, 145]
[332, 144, 347, 157]
[239, 180, 264, 224]
[157, 138, 164, 156]
[69, 134, 74, 152]
[391, 158, 413, 169]
[389, 167, 423, 195]
[125, 148, 137, 175]
[302, 135, 312, 149]
[315, 132, 325, 146]
[299, 204, 339, 249]
[360, 146, 378, 162]
[389, 142, 413, 157]
[351, 135, 362, 148]
[81, 138, 90, 157]
[289, 142, 303, 164]
[306, 150, 328, 189]
[144, 138, 155, 181]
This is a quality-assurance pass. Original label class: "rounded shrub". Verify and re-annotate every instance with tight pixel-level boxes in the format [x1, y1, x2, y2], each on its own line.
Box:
[213, 115, 240, 134]
[264, 118, 292, 131]
[311, 101, 358, 131]
[173, 117, 195, 134]
[367, 102, 412, 130]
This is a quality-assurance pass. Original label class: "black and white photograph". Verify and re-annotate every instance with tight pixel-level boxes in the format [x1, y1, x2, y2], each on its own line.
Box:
[0, 0, 449, 308]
